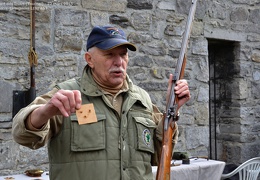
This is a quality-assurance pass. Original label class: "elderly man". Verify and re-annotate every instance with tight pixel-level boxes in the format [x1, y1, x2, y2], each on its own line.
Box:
[12, 25, 190, 180]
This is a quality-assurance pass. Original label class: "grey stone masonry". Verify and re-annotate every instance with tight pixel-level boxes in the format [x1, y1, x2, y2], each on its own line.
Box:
[0, 0, 260, 175]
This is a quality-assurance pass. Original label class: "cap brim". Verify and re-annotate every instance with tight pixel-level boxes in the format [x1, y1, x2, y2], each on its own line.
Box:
[95, 39, 137, 51]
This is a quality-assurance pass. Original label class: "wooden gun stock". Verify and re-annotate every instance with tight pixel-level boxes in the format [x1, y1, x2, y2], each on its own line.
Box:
[156, 114, 176, 180]
[156, 1, 198, 179]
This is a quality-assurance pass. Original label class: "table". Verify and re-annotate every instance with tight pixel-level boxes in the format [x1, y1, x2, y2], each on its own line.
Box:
[0, 172, 49, 180]
[152, 158, 226, 180]
[0, 159, 225, 180]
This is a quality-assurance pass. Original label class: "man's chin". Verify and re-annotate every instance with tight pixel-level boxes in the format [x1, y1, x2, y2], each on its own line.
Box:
[109, 78, 124, 87]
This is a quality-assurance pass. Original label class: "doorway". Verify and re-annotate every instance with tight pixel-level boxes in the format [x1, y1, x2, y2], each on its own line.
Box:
[208, 39, 240, 160]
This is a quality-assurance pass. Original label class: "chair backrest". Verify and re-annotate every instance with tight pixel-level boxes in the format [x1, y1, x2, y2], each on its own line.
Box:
[221, 157, 260, 180]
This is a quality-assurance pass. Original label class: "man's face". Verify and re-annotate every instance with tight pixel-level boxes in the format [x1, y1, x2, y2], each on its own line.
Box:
[85, 45, 129, 88]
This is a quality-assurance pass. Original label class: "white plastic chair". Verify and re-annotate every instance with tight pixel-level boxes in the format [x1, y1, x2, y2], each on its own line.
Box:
[221, 157, 260, 180]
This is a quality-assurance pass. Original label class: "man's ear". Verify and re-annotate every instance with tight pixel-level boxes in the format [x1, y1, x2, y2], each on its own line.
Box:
[85, 52, 94, 68]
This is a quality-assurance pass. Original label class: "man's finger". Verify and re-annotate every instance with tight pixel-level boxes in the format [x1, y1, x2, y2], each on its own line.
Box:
[49, 97, 69, 117]
[56, 90, 72, 113]
[72, 90, 82, 109]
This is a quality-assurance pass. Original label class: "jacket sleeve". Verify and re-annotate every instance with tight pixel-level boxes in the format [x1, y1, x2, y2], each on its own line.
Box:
[12, 88, 63, 150]
[151, 104, 179, 166]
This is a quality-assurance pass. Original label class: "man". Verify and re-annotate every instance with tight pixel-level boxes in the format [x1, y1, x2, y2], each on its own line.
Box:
[12, 25, 190, 180]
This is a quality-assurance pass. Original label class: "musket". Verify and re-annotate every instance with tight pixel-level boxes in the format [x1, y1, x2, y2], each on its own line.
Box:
[156, 0, 197, 179]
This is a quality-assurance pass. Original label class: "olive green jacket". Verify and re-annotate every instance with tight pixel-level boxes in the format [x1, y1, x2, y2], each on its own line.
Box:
[12, 65, 178, 180]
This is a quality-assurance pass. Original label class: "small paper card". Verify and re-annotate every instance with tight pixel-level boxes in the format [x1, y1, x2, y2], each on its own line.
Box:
[76, 104, 97, 125]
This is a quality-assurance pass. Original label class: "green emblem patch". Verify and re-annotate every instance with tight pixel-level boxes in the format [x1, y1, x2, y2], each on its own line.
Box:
[143, 129, 151, 147]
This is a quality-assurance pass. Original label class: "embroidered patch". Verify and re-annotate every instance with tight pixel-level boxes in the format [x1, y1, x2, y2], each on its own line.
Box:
[143, 129, 151, 147]
[107, 27, 124, 38]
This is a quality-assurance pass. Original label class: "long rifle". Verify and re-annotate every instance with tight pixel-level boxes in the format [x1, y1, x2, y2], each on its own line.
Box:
[156, 0, 197, 179]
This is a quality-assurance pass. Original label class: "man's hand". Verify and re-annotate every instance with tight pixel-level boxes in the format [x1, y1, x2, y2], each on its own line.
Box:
[45, 90, 82, 117]
[28, 90, 82, 129]
[167, 74, 190, 111]
[174, 79, 190, 109]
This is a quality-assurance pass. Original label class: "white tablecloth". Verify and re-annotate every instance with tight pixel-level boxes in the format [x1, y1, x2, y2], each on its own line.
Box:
[0, 172, 49, 180]
[152, 158, 226, 180]
[0, 159, 225, 180]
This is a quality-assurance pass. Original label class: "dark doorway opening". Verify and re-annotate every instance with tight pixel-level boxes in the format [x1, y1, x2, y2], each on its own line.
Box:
[208, 39, 240, 160]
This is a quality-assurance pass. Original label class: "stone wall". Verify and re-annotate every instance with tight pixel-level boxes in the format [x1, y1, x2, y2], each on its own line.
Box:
[0, 0, 259, 176]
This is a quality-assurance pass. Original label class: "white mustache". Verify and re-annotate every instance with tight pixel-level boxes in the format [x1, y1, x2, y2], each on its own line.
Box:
[109, 67, 125, 73]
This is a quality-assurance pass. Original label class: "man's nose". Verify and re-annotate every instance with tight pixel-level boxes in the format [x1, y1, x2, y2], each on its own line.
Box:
[114, 55, 123, 65]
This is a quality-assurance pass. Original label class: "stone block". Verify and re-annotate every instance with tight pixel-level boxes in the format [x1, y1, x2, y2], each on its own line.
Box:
[90, 11, 109, 27]
[253, 70, 260, 81]
[176, 0, 192, 15]
[82, 0, 127, 12]
[128, 55, 153, 68]
[219, 123, 241, 134]
[128, 67, 148, 82]
[230, 7, 249, 22]
[249, 9, 260, 24]
[54, 27, 83, 53]
[204, 25, 247, 42]
[192, 37, 208, 55]
[207, 1, 227, 20]
[185, 126, 209, 149]
[131, 12, 151, 31]
[232, 78, 248, 100]
[255, 106, 260, 118]
[194, 103, 209, 125]
[177, 113, 195, 125]
[0, 141, 20, 170]
[0, 65, 17, 80]
[0, 81, 13, 113]
[252, 52, 260, 63]
[128, 32, 152, 44]
[240, 62, 252, 77]
[252, 81, 260, 99]
[127, 0, 153, 10]
[165, 24, 184, 36]
[55, 9, 89, 27]
[109, 15, 130, 28]
[17, 145, 48, 167]
[138, 42, 167, 56]
[156, 1, 176, 11]
[193, 57, 209, 83]
[197, 86, 209, 102]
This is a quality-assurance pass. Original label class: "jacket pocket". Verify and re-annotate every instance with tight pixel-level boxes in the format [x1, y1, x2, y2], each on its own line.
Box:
[70, 114, 106, 151]
[134, 116, 157, 154]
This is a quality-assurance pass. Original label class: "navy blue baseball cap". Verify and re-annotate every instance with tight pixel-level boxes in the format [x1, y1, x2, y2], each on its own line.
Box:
[87, 25, 136, 51]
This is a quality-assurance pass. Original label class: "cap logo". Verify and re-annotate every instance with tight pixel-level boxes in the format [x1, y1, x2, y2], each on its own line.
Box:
[107, 27, 124, 37]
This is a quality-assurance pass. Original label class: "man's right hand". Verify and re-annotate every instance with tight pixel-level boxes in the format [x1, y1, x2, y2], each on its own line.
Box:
[45, 90, 82, 117]
[28, 90, 82, 129]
